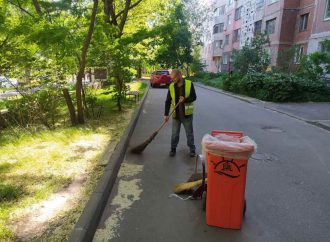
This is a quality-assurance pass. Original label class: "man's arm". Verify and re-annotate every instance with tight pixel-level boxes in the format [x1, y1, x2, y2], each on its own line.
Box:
[184, 83, 197, 103]
[164, 89, 172, 116]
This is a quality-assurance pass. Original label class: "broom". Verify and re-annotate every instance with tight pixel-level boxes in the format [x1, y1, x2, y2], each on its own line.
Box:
[187, 155, 207, 182]
[174, 178, 208, 194]
[173, 155, 207, 195]
[131, 102, 181, 154]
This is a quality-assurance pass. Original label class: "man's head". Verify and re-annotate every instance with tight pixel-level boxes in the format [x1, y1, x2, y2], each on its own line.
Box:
[170, 69, 183, 83]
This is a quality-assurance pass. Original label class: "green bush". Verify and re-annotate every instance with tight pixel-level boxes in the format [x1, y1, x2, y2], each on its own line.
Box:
[222, 73, 243, 92]
[192, 71, 223, 80]
[4, 87, 64, 128]
[222, 72, 330, 102]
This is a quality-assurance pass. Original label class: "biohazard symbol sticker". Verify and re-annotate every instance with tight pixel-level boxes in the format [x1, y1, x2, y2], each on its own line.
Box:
[211, 158, 246, 178]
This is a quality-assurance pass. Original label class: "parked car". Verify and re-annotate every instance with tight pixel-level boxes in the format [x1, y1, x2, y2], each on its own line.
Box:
[150, 70, 172, 87]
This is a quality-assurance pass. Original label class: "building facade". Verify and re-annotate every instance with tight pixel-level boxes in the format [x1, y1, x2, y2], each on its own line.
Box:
[202, 0, 330, 73]
[308, 0, 330, 53]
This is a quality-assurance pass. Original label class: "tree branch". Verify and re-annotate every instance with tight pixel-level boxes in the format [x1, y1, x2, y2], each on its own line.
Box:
[32, 0, 42, 14]
[103, 0, 118, 25]
[0, 35, 9, 48]
[7, 0, 35, 18]
[109, 0, 118, 25]
[115, 0, 143, 19]
[117, 0, 131, 37]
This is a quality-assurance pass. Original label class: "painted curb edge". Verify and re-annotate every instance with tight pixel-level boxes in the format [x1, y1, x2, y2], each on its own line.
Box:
[69, 84, 150, 242]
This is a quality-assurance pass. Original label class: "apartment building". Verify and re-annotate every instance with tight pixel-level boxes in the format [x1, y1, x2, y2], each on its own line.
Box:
[202, 0, 330, 73]
[202, 0, 243, 72]
[201, 1, 227, 72]
[308, 0, 330, 53]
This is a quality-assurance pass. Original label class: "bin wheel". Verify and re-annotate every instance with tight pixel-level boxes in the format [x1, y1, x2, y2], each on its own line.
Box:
[202, 192, 206, 211]
[243, 200, 246, 217]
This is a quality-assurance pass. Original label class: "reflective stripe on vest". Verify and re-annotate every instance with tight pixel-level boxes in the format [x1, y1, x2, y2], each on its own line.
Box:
[169, 80, 194, 117]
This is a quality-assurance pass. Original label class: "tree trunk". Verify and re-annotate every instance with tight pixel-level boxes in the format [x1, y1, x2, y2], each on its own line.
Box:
[117, 0, 131, 37]
[137, 66, 142, 78]
[32, 0, 42, 14]
[116, 77, 122, 111]
[185, 65, 190, 77]
[63, 88, 77, 125]
[76, 0, 99, 124]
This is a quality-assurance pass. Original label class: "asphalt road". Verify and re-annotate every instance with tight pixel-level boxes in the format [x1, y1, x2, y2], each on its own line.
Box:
[93, 85, 330, 242]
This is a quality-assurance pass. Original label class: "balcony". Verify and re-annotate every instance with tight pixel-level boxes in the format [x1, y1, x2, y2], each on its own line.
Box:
[213, 15, 226, 25]
[213, 47, 223, 57]
[213, 32, 225, 41]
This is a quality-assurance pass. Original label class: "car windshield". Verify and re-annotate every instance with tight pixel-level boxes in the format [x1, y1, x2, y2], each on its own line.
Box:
[155, 71, 169, 75]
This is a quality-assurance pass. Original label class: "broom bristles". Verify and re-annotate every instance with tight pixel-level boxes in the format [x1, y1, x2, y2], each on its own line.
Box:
[187, 173, 208, 182]
[174, 178, 208, 194]
[130, 131, 158, 154]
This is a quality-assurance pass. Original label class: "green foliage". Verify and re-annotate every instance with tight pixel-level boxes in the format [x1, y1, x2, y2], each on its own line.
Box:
[193, 71, 223, 80]
[0, 184, 22, 201]
[153, 3, 193, 69]
[224, 40, 330, 102]
[4, 87, 64, 129]
[232, 34, 271, 74]
[191, 72, 226, 89]
[190, 46, 205, 75]
[276, 44, 300, 73]
[297, 39, 330, 81]
[222, 72, 330, 102]
[183, 0, 210, 46]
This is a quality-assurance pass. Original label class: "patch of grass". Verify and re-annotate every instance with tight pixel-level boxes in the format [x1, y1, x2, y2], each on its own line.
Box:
[191, 75, 224, 89]
[0, 185, 22, 201]
[0, 81, 147, 240]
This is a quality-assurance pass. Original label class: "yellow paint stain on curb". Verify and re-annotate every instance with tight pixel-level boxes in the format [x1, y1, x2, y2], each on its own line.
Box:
[93, 163, 143, 242]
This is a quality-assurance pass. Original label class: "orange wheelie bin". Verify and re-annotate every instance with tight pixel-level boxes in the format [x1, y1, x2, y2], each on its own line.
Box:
[202, 130, 256, 229]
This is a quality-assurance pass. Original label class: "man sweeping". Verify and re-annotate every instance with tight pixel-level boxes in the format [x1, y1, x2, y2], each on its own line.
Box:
[164, 69, 197, 157]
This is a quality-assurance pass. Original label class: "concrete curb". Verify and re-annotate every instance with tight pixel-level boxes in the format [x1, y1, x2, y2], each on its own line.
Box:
[69, 85, 149, 242]
[193, 82, 261, 104]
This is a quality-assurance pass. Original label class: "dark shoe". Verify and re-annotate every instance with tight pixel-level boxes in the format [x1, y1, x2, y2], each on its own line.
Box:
[169, 148, 176, 157]
[190, 150, 196, 157]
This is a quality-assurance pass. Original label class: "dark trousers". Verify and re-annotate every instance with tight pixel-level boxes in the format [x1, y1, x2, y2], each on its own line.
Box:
[171, 115, 196, 151]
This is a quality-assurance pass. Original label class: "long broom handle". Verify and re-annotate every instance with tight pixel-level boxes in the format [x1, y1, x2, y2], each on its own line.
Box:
[155, 101, 181, 133]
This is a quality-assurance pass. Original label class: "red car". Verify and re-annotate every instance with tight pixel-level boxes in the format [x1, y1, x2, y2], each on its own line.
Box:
[150, 70, 173, 87]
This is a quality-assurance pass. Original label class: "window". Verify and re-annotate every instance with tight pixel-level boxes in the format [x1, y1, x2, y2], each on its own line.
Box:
[222, 54, 229, 64]
[325, 0, 330, 19]
[256, 0, 264, 8]
[213, 23, 224, 34]
[235, 7, 242, 20]
[219, 23, 224, 32]
[266, 18, 276, 34]
[233, 28, 241, 42]
[228, 0, 234, 5]
[156, 71, 169, 75]
[215, 40, 223, 48]
[227, 14, 232, 26]
[254, 20, 262, 34]
[224, 35, 230, 45]
[299, 13, 309, 32]
[268, 0, 278, 5]
[213, 24, 219, 34]
[214, 8, 219, 17]
[220, 5, 226, 15]
[294, 45, 304, 63]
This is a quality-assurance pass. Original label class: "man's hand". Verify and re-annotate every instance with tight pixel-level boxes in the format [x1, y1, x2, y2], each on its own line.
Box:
[179, 96, 185, 103]
[164, 116, 169, 122]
